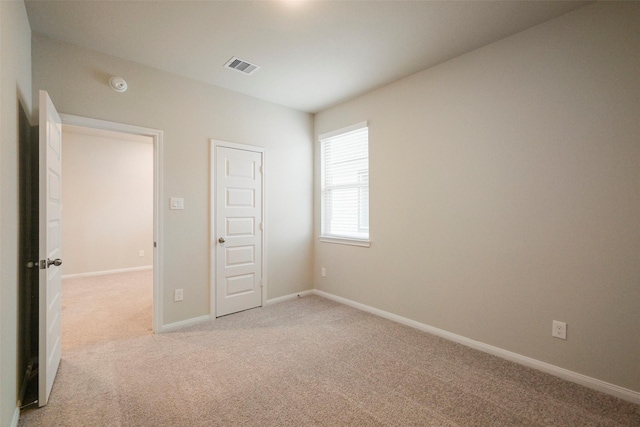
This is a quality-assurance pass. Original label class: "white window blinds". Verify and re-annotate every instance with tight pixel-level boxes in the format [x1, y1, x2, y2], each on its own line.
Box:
[320, 123, 369, 242]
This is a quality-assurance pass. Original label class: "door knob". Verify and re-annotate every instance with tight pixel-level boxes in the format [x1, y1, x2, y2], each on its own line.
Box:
[47, 258, 63, 267]
[218, 237, 225, 244]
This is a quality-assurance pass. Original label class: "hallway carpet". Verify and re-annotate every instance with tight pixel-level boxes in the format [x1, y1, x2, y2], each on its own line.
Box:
[60, 269, 153, 353]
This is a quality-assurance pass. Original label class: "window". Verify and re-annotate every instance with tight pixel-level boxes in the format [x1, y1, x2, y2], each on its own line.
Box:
[319, 122, 370, 246]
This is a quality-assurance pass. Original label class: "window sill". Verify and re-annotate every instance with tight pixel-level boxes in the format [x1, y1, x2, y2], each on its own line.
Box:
[319, 236, 371, 247]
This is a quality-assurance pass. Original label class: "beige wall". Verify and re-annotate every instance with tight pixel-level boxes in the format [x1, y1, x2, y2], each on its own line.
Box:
[0, 1, 32, 424]
[61, 126, 154, 276]
[32, 35, 314, 325]
[314, 2, 640, 393]
[6, 3, 635, 421]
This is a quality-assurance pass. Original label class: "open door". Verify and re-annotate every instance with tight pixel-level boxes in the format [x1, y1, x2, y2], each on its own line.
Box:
[38, 90, 63, 406]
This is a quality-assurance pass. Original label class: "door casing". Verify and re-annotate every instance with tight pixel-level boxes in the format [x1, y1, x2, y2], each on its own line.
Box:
[60, 114, 164, 333]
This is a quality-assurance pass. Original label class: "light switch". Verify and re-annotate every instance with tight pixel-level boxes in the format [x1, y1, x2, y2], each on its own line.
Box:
[170, 197, 184, 210]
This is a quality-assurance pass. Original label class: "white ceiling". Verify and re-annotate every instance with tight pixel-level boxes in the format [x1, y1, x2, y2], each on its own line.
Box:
[25, 0, 590, 113]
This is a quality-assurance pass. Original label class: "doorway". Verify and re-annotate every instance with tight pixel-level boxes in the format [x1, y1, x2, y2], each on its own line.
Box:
[18, 98, 164, 409]
[60, 125, 154, 350]
[60, 115, 164, 334]
[17, 101, 39, 408]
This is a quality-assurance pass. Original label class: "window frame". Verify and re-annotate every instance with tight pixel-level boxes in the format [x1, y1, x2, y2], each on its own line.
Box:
[318, 121, 371, 248]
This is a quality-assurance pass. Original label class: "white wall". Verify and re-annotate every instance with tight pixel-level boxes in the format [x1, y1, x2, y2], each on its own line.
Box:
[61, 125, 154, 276]
[314, 2, 640, 394]
[32, 35, 314, 325]
[0, 1, 32, 425]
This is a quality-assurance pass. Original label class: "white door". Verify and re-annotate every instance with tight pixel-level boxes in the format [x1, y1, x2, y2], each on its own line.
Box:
[215, 145, 263, 317]
[38, 90, 63, 406]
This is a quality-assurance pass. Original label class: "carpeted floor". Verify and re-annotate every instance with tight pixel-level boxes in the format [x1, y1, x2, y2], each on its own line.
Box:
[19, 275, 639, 426]
[60, 269, 153, 352]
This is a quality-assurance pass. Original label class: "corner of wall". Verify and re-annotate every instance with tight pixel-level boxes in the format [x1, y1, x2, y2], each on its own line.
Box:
[1, 1, 33, 425]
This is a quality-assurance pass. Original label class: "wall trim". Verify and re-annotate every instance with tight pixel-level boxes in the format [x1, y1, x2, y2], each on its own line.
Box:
[159, 291, 313, 333]
[62, 265, 152, 280]
[11, 407, 19, 427]
[312, 289, 640, 405]
[160, 291, 313, 333]
[266, 290, 314, 306]
[160, 315, 211, 333]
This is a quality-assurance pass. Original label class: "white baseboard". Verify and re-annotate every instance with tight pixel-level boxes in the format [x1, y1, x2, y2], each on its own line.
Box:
[313, 289, 640, 406]
[160, 314, 211, 333]
[62, 265, 152, 280]
[11, 406, 19, 427]
[266, 290, 314, 305]
[160, 290, 314, 333]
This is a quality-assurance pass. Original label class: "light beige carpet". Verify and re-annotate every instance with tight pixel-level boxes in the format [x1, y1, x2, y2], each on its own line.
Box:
[20, 288, 639, 426]
[60, 270, 153, 353]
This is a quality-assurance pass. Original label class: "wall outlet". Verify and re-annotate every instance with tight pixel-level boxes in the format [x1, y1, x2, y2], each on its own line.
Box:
[174, 289, 184, 302]
[321, 267, 326, 278]
[139, 250, 144, 257]
[552, 320, 567, 340]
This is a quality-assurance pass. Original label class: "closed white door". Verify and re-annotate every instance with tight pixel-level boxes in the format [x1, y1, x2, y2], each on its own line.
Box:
[38, 90, 63, 406]
[215, 145, 263, 317]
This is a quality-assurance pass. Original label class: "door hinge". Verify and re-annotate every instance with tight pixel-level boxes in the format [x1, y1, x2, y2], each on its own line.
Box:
[259, 222, 263, 230]
[154, 241, 157, 248]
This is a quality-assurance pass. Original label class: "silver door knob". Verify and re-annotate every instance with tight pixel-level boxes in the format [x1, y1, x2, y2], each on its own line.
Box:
[47, 258, 63, 267]
[218, 237, 225, 243]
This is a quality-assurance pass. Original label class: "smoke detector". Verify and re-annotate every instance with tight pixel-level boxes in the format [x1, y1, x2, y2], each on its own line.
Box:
[224, 57, 260, 75]
[109, 76, 128, 92]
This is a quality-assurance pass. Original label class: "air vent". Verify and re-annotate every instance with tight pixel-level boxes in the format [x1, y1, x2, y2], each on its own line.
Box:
[224, 57, 260, 75]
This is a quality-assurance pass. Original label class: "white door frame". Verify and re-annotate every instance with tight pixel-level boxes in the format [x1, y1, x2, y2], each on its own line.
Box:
[210, 139, 267, 318]
[60, 114, 164, 333]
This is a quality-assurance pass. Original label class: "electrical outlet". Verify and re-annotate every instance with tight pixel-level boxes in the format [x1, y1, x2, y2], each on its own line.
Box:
[552, 320, 567, 340]
[321, 267, 326, 278]
[174, 289, 184, 302]
[139, 250, 144, 257]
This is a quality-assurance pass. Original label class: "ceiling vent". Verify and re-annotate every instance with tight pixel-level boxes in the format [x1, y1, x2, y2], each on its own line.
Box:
[224, 57, 260, 75]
